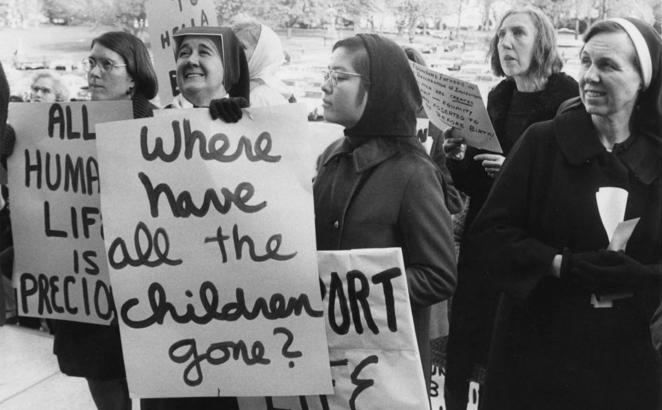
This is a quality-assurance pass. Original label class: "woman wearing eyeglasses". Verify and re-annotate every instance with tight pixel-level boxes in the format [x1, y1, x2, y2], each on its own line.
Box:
[29, 72, 69, 103]
[314, 34, 457, 388]
[52, 31, 158, 410]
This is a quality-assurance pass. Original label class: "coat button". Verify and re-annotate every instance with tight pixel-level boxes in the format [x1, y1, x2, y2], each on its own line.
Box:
[333, 220, 339, 229]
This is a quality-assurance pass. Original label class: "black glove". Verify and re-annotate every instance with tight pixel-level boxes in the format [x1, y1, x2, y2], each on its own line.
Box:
[208, 97, 249, 123]
[574, 250, 662, 288]
[560, 248, 606, 290]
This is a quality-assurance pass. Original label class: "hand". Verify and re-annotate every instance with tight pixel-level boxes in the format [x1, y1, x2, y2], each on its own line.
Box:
[574, 250, 662, 288]
[560, 249, 616, 291]
[473, 153, 505, 178]
[208, 97, 249, 123]
[442, 128, 466, 160]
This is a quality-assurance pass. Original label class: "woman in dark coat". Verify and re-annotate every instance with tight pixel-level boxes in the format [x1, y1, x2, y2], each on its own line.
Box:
[440, 7, 578, 409]
[51, 31, 158, 410]
[314, 34, 457, 387]
[471, 17, 662, 409]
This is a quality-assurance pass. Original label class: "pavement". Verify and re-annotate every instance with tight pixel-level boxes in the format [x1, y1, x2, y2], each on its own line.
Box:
[0, 324, 140, 410]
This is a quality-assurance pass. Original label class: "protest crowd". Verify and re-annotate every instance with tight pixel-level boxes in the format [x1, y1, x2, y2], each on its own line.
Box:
[2, 4, 662, 410]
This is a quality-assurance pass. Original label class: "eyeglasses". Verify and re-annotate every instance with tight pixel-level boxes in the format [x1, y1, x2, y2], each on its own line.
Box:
[31, 86, 52, 94]
[322, 69, 363, 87]
[81, 57, 127, 73]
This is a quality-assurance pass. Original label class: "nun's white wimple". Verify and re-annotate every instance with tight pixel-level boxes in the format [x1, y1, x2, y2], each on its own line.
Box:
[610, 18, 652, 89]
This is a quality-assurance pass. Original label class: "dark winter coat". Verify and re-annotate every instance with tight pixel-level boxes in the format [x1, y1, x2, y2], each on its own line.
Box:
[314, 34, 457, 386]
[470, 104, 662, 410]
[444, 73, 578, 407]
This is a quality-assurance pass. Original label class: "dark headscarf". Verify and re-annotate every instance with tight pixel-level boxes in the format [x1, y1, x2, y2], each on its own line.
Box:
[173, 26, 250, 101]
[344, 34, 422, 139]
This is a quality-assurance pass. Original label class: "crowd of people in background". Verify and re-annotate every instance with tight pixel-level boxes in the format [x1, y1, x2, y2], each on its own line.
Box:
[1, 7, 662, 410]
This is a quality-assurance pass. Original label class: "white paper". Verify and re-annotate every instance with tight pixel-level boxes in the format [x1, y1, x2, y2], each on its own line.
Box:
[607, 217, 640, 251]
[596, 187, 628, 242]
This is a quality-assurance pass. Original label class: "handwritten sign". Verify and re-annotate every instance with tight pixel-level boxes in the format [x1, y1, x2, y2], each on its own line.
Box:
[145, 0, 217, 105]
[411, 62, 502, 153]
[238, 248, 429, 410]
[7, 101, 132, 325]
[429, 364, 447, 410]
[95, 104, 332, 398]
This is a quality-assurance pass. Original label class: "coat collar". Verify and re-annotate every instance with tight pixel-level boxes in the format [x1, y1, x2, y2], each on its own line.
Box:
[554, 105, 662, 185]
[322, 137, 401, 172]
[487, 73, 578, 137]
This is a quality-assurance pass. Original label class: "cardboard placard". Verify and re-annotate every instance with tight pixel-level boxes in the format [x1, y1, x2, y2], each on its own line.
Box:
[95, 104, 332, 398]
[7, 101, 132, 325]
[411, 62, 501, 153]
[238, 248, 429, 410]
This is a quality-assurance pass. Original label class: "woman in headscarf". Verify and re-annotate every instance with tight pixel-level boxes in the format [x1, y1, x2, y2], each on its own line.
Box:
[470, 17, 662, 409]
[140, 24, 243, 410]
[167, 26, 250, 123]
[232, 18, 290, 106]
[439, 7, 578, 409]
[314, 34, 457, 387]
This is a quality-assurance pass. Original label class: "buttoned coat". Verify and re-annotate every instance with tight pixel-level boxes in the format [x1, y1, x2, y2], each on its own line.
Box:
[314, 136, 457, 384]
[470, 105, 662, 409]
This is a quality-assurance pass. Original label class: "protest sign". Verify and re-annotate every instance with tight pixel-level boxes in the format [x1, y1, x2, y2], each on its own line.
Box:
[238, 248, 429, 410]
[146, 0, 217, 106]
[411, 62, 502, 153]
[95, 104, 332, 398]
[7, 101, 132, 325]
[429, 363, 447, 410]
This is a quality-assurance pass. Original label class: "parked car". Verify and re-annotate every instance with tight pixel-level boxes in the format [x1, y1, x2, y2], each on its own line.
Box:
[15, 59, 48, 70]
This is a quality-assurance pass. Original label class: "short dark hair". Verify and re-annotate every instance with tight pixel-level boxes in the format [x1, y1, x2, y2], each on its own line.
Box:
[332, 36, 370, 102]
[92, 31, 158, 100]
[489, 7, 563, 79]
[582, 20, 642, 79]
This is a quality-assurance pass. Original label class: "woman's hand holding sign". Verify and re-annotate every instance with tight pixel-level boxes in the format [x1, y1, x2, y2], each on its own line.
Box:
[473, 153, 505, 178]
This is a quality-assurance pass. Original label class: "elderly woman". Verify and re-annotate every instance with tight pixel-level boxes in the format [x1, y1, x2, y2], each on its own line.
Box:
[167, 26, 250, 123]
[471, 17, 662, 409]
[29, 71, 69, 102]
[140, 24, 243, 410]
[441, 7, 578, 409]
[315, 34, 457, 387]
[232, 18, 289, 106]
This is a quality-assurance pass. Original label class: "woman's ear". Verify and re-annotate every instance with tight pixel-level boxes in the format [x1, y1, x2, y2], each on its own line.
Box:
[127, 75, 136, 96]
